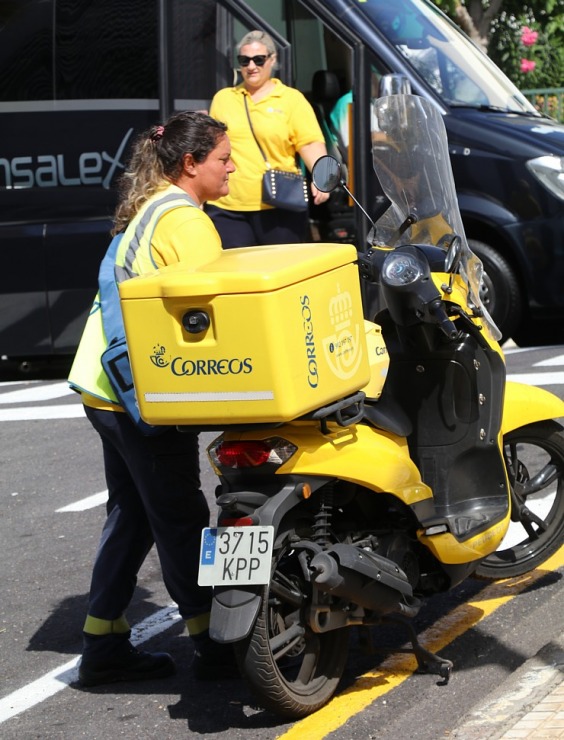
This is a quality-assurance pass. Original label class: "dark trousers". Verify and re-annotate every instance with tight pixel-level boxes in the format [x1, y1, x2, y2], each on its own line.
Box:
[206, 204, 309, 249]
[84, 406, 212, 622]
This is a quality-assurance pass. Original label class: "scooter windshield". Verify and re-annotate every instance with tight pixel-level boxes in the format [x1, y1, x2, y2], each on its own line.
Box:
[370, 94, 501, 341]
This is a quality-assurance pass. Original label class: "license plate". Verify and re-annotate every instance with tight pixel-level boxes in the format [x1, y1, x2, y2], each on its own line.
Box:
[198, 526, 274, 586]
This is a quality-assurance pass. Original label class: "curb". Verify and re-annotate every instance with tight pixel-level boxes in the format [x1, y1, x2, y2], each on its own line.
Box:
[451, 634, 564, 739]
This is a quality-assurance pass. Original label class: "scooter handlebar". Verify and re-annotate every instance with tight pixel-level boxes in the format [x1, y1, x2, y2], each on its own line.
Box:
[425, 299, 459, 339]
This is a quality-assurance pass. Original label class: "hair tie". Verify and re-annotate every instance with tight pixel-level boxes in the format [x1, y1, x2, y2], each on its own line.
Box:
[152, 125, 165, 142]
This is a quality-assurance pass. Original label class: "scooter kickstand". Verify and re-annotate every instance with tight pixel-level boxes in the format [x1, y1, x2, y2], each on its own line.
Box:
[382, 615, 453, 686]
[411, 641, 453, 685]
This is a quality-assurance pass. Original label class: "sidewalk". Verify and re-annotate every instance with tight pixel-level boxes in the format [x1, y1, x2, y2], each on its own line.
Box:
[452, 633, 564, 739]
[452, 341, 562, 738]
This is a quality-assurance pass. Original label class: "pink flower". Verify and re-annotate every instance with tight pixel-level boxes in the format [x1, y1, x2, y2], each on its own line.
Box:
[520, 58, 536, 73]
[521, 26, 539, 47]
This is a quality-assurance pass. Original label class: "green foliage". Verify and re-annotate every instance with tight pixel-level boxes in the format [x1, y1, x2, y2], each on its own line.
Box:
[489, 13, 563, 88]
[432, 0, 564, 90]
[433, 0, 458, 13]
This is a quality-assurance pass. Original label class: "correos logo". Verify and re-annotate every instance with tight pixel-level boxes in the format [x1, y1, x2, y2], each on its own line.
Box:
[0, 129, 134, 190]
[301, 295, 319, 388]
[148, 345, 252, 376]
[322, 285, 364, 379]
[171, 357, 253, 376]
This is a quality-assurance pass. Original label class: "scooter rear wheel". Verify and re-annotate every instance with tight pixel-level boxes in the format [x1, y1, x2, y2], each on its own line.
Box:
[234, 536, 349, 719]
[475, 420, 564, 579]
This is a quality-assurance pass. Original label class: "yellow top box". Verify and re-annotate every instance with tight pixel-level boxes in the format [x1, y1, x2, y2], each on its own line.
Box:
[119, 242, 360, 298]
[120, 243, 371, 425]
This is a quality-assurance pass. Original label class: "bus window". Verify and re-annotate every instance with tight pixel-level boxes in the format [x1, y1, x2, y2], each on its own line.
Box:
[170, 0, 221, 111]
[0, 0, 160, 359]
[54, 0, 158, 100]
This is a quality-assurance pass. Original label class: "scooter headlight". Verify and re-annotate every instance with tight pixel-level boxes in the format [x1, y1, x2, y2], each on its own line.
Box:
[382, 252, 425, 286]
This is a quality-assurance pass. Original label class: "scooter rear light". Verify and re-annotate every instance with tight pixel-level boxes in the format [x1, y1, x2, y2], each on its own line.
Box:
[220, 517, 255, 527]
[209, 437, 297, 469]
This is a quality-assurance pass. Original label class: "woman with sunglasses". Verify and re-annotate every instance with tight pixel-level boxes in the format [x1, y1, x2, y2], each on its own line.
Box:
[206, 30, 330, 248]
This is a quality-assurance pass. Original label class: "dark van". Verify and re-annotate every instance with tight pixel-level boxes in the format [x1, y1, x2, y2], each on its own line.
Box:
[2, 0, 564, 362]
[305, 0, 564, 345]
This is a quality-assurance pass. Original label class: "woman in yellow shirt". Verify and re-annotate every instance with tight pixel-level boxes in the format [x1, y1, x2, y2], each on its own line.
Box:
[69, 111, 236, 686]
[207, 30, 329, 248]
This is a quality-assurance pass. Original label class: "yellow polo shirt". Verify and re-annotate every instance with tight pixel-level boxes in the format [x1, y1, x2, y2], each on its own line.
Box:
[148, 188, 222, 269]
[69, 186, 222, 409]
[208, 79, 324, 211]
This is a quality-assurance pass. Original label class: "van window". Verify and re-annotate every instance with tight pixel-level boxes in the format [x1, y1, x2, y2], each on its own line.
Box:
[359, 0, 539, 114]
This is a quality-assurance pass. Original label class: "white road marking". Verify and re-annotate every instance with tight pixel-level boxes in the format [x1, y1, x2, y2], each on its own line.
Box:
[503, 344, 545, 354]
[0, 604, 181, 725]
[534, 354, 564, 367]
[0, 405, 84, 421]
[0, 382, 74, 404]
[56, 491, 108, 512]
[507, 371, 564, 386]
[0, 380, 39, 386]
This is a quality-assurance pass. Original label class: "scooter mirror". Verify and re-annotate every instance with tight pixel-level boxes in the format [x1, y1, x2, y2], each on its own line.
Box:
[444, 235, 462, 274]
[312, 155, 342, 193]
[314, 154, 378, 235]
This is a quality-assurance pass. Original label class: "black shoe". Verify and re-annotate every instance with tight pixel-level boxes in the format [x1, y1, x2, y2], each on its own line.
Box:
[79, 639, 176, 687]
[190, 633, 240, 681]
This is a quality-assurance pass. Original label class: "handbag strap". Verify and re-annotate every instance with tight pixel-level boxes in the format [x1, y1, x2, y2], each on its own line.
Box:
[243, 95, 271, 169]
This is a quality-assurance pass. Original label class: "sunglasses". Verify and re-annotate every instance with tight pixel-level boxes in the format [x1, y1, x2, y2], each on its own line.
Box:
[237, 54, 271, 67]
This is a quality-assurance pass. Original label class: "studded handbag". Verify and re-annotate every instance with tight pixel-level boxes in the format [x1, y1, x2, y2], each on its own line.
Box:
[244, 97, 309, 212]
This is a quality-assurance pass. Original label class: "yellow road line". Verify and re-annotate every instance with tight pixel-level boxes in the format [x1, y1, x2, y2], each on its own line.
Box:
[277, 547, 564, 740]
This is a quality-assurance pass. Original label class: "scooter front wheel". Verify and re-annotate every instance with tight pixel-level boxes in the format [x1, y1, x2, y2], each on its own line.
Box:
[234, 537, 349, 719]
[475, 420, 564, 579]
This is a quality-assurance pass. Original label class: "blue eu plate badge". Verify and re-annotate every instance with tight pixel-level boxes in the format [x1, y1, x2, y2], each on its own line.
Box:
[200, 528, 218, 566]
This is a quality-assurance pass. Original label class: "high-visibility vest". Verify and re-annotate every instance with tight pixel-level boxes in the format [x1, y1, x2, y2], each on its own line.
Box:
[68, 187, 197, 403]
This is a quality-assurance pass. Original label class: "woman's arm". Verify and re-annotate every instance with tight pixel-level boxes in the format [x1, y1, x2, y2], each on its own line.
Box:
[298, 141, 330, 205]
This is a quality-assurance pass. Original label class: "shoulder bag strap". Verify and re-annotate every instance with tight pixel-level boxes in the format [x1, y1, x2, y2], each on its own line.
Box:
[99, 193, 197, 344]
[98, 234, 125, 345]
[117, 192, 198, 282]
[244, 95, 271, 169]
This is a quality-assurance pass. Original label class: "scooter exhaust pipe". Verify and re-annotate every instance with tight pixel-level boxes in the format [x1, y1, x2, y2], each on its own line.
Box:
[310, 544, 419, 618]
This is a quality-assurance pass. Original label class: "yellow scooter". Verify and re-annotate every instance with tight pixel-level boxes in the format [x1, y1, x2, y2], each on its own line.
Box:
[121, 91, 564, 719]
[203, 94, 564, 718]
